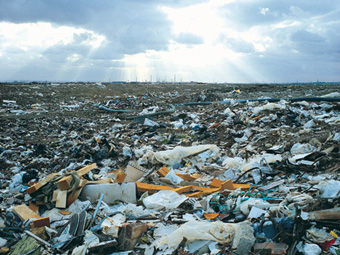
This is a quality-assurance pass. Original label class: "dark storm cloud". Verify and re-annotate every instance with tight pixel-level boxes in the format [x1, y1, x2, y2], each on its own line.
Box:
[0, 0, 205, 60]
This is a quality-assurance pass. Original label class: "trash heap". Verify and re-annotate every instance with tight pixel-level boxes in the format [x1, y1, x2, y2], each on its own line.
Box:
[1, 83, 340, 254]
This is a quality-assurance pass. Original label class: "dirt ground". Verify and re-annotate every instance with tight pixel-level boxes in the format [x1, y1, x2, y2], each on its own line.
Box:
[0, 82, 339, 146]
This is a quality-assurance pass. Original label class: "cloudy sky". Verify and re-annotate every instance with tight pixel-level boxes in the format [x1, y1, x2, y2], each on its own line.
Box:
[0, 0, 339, 83]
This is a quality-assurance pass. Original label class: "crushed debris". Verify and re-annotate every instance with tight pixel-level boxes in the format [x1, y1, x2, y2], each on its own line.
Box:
[1, 82, 340, 254]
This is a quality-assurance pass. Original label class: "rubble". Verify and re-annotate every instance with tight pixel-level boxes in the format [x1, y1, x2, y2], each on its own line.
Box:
[1, 82, 340, 254]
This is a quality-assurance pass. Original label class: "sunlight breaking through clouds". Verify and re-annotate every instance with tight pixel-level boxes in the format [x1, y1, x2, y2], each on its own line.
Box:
[0, 0, 339, 82]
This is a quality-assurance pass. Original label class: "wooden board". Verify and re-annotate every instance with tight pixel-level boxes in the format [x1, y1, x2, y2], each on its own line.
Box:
[114, 172, 127, 183]
[33, 217, 50, 228]
[26, 173, 60, 194]
[157, 167, 200, 181]
[13, 204, 40, 221]
[136, 182, 173, 194]
[67, 179, 87, 207]
[29, 202, 39, 213]
[157, 167, 170, 177]
[57, 163, 97, 191]
[209, 178, 250, 191]
[55, 190, 68, 209]
[13, 204, 50, 228]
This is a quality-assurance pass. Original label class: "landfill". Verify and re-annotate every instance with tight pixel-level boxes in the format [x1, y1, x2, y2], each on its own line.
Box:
[1, 82, 340, 254]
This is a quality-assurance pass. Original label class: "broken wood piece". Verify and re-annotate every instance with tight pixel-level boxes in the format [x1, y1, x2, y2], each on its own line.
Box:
[176, 173, 201, 181]
[209, 178, 251, 191]
[29, 202, 39, 213]
[13, 204, 50, 228]
[157, 167, 201, 181]
[137, 182, 221, 197]
[203, 213, 219, 220]
[136, 182, 173, 194]
[32, 217, 50, 228]
[55, 190, 68, 209]
[52, 189, 59, 203]
[157, 167, 170, 177]
[57, 163, 97, 191]
[13, 204, 41, 221]
[67, 179, 88, 207]
[26, 173, 60, 194]
[114, 172, 127, 183]
[58, 210, 71, 215]
[308, 208, 340, 220]
[209, 179, 233, 189]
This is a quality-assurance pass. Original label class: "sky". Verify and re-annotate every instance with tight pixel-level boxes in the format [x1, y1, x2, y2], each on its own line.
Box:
[0, 0, 340, 83]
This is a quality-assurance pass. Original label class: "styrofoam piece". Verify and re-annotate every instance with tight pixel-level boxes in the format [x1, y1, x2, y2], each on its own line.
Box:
[80, 183, 137, 204]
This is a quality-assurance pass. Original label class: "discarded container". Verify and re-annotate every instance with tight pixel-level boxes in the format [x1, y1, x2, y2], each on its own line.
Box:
[80, 183, 137, 204]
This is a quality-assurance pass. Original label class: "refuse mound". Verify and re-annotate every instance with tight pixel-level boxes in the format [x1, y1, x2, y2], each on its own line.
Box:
[1, 82, 340, 254]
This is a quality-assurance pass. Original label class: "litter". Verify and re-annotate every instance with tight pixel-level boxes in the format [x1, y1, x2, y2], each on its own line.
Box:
[1, 82, 340, 254]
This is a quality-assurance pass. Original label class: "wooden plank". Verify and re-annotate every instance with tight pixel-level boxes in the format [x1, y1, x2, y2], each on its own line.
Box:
[176, 173, 200, 181]
[13, 204, 50, 228]
[209, 178, 223, 188]
[26, 173, 60, 194]
[67, 179, 87, 207]
[209, 178, 250, 191]
[33, 217, 50, 228]
[136, 182, 173, 194]
[186, 191, 203, 198]
[233, 183, 251, 191]
[157, 167, 200, 181]
[308, 208, 340, 220]
[13, 204, 41, 221]
[52, 189, 59, 203]
[157, 167, 170, 177]
[29, 202, 39, 213]
[57, 163, 97, 191]
[55, 190, 68, 209]
[173, 185, 194, 194]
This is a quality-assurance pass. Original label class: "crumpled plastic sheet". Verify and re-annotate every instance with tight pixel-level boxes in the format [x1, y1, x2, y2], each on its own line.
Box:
[152, 144, 220, 166]
[316, 180, 340, 198]
[143, 190, 188, 210]
[153, 221, 236, 249]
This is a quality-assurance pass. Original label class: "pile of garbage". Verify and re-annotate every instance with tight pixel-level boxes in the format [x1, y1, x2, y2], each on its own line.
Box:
[1, 83, 340, 254]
